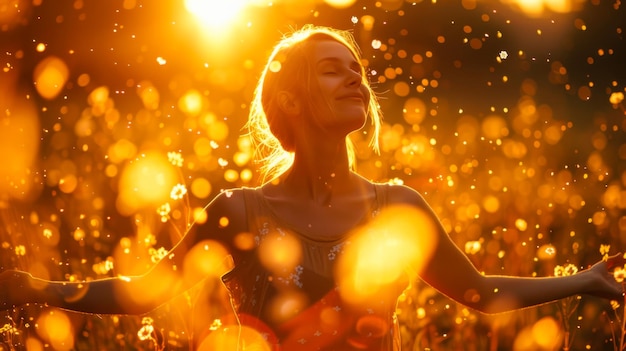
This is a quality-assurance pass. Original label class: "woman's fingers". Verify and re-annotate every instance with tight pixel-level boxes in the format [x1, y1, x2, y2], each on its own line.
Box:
[605, 252, 626, 270]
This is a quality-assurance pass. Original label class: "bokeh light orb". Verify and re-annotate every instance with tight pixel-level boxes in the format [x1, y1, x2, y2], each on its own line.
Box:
[33, 56, 69, 100]
[324, 0, 357, 9]
[116, 152, 178, 215]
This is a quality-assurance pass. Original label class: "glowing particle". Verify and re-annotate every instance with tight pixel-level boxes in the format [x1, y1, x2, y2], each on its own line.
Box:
[218, 158, 229, 167]
[33, 56, 69, 100]
[609, 91, 624, 105]
[218, 216, 230, 228]
[269, 60, 281, 73]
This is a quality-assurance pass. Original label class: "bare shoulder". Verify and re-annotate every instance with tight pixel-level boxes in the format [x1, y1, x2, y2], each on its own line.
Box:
[384, 183, 430, 208]
[206, 188, 246, 220]
[196, 188, 249, 239]
[207, 188, 247, 213]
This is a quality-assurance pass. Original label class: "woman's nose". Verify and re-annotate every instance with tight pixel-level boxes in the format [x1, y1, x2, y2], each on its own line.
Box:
[347, 70, 362, 87]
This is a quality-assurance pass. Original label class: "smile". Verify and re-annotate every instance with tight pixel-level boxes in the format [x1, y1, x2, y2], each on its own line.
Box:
[337, 93, 364, 101]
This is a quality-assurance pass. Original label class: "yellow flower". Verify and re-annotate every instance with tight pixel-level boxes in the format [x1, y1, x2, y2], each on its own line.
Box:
[611, 300, 621, 310]
[170, 184, 187, 200]
[600, 244, 611, 260]
[554, 263, 578, 277]
[554, 265, 564, 277]
[137, 324, 154, 341]
[137, 316, 156, 341]
[564, 264, 578, 276]
[209, 318, 223, 331]
[167, 152, 184, 167]
[614, 267, 626, 283]
[14, 245, 26, 256]
[149, 247, 168, 263]
[157, 203, 171, 222]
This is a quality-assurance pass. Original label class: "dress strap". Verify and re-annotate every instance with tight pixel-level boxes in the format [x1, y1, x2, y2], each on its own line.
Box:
[372, 182, 389, 214]
[241, 187, 269, 236]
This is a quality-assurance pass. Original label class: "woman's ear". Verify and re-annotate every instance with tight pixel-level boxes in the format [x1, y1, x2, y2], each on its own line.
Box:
[277, 91, 301, 116]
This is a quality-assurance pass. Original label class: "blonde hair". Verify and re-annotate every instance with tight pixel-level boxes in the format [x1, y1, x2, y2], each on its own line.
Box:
[246, 25, 382, 183]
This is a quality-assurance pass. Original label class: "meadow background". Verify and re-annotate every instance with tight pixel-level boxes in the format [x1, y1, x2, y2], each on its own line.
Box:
[0, 0, 625, 349]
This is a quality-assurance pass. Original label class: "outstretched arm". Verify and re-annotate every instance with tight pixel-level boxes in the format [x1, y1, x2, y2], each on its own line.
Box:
[0, 269, 173, 315]
[0, 189, 247, 315]
[388, 184, 625, 314]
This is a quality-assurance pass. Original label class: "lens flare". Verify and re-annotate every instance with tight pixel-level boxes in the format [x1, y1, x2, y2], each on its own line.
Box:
[183, 240, 233, 285]
[0, 95, 40, 201]
[196, 324, 272, 351]
[336, 205, 438, 305]
[116, 152, 178, 215]
[36, 309, 75, 351]
[185, 0, 247, 29]
[33, 56, 69, 100]
[324, 0, 357, 9]
[258, 230, 302, 275]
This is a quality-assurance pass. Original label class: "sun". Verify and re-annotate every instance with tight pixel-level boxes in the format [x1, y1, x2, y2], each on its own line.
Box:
[184, 0, 248, 29]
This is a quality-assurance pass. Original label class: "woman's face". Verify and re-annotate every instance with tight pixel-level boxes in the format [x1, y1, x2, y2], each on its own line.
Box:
[306, 39, 370, 134]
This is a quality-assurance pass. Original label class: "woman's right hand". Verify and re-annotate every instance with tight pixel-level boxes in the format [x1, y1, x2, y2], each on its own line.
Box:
[0, 270, 34, 311]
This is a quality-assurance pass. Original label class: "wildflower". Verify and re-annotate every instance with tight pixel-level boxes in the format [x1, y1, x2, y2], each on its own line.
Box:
[92, 258, 114, 275]
[14, 245, 26, 256]
[137, 324, 155, 341]
[554, 263, 578, 277]
[167, 152, 184, 167]
[157, 203, 171, 222]
[554, 265, 564, 277]
[149, 247, 168, 263]
[209, 319, 223, 331]
[600, 244, 611, 260]
[611, 300, 621, 310]
[144, 233, 157, 246]
[564, 264, 578, 276]
[137, 316, 156, 341]
[464, 241, 481, 255]
[614, 267, 626, 283]
[170, 184, 187, 200]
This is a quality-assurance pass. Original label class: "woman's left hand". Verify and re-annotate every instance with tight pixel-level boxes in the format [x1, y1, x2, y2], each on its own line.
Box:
[585, 253, 626, 301]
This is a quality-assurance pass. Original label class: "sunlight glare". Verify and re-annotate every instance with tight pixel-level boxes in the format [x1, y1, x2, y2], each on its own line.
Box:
[185, 0, 248, 29]
[336, 205, 438, 305]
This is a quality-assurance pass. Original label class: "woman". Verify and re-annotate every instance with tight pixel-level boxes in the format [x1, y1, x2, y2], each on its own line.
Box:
[1, 25, 624, 350]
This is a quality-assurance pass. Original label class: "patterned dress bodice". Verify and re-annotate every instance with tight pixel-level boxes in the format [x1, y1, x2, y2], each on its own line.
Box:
[221, 184, 406, 350]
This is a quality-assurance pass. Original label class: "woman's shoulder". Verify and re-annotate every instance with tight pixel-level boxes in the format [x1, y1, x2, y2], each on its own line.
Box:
[202, 187, 251, 233]
[375, 182, 430, 208]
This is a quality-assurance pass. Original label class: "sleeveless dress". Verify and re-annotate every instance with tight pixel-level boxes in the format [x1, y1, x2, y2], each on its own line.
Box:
[221, 184, 407, 351]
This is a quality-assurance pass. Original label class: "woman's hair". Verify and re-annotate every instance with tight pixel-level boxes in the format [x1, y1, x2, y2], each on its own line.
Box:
[246, 25, 382, 183]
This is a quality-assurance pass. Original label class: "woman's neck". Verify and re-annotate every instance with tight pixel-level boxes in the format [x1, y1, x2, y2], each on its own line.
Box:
[280, 142, 354, 205]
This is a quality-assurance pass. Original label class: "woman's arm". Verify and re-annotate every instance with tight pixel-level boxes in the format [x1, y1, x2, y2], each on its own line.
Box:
[388, 184, 625, 314]
[0, 189, 247, 315]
